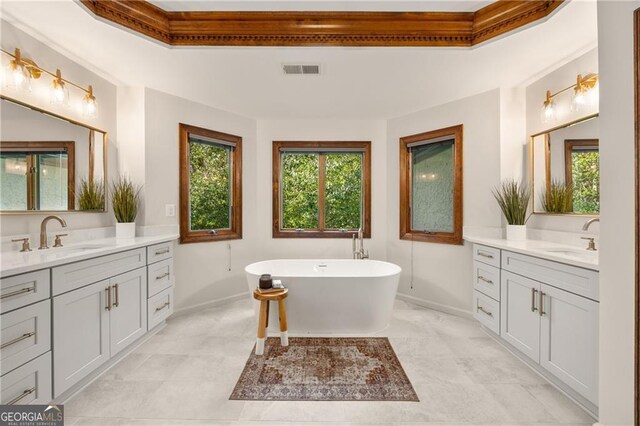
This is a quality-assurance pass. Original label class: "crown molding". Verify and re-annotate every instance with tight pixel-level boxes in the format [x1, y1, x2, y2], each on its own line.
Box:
[79, 0, 564, 47]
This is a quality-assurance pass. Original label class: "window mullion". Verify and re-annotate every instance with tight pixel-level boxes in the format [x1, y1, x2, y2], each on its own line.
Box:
[318, 153, 326, 231]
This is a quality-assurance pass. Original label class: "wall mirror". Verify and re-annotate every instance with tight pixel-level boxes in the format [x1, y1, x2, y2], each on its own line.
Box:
[0, 96, 107, 213]
[530, 113, 599, 216]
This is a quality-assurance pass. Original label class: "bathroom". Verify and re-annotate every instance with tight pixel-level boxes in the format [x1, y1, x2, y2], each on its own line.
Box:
[0, 0, 637, 425]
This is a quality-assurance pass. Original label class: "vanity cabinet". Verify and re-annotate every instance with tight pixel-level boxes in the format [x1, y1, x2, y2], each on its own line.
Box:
[472, 243, 599, 411]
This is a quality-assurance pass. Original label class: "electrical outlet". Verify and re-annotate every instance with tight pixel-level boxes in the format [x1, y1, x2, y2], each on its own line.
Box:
[165, 204, 176, 217]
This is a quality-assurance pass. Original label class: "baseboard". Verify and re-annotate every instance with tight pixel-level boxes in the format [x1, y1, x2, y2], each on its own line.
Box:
[172, 292, 248, 317]
[396, 293, 473, 319]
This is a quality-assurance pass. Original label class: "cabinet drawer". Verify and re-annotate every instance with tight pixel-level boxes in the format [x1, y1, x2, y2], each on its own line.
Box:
[473, 290, 500, 334]
[1, 351, 52, 406]
[147, 241, 174, 265]
[1, 300, 51, 376]
[473, 261, 500, 301]
[52, 248, 146, 296]
[473, 244, 501, 268]
[148, 286, 174, 330]
[1, 270, 50, 314]
[147, 259, 174, 298]
[502, 250, 599, 301]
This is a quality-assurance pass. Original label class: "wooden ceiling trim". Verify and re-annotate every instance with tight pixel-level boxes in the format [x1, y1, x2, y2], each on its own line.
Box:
[79, 0, 565, 47]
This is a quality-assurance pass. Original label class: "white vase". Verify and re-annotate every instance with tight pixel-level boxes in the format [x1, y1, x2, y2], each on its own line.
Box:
[116, 222, 136, 239]
[506, 224, 527, 241]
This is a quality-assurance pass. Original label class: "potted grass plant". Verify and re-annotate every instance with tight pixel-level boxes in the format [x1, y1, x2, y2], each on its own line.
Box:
[493, 179, 530, 241]
[77, 178, 105, 211]
[541, 179, 573, 214]
[111, 177, 141, 239]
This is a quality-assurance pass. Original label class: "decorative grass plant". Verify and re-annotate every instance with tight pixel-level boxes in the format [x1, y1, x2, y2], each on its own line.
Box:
[493, 179, 530, 225]
[541, 179, 573, 213]
[77, 178, 105, 211]
[111, 177, 141, 223]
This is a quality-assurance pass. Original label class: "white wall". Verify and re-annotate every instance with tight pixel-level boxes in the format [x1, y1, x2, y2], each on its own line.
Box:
[0, 20, 117, 236]
[597, 2, 638, 424]
[255, 119, 388, 261]
[386, 90, 503, 315]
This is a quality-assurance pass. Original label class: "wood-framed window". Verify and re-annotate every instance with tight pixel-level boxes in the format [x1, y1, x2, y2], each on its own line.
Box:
[272, 141, 371, 238]
[179, 123, 242, 244]
[564, 139, 599, 214]
[399, 124, 463, 245]
[0, 141, 75, 210]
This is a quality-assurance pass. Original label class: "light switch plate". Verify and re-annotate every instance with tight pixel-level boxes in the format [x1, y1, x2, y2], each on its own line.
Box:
[165, 204, 176, 217]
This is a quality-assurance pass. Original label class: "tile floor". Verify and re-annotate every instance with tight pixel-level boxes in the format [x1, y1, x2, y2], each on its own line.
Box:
[65, 299, 595, 425]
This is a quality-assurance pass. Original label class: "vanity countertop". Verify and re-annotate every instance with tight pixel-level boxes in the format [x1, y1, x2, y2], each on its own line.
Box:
[0, 234, 179, 277]
[464, 234, 599, 271]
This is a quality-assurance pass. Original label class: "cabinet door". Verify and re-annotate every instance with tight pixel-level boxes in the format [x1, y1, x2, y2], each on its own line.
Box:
[53, 280, 110, 397]
[540, 284, 598, 405]
[500, 271, 541, 362]
[109, 267, 147, 357]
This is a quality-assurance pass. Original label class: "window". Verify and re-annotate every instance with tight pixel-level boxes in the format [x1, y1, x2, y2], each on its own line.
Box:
[0, 141, 74, 211]
[399, 125, 463, 244]
[272, 141, 371, 238]
[564, 139, 599, 214]
[179, 123, 242, 243]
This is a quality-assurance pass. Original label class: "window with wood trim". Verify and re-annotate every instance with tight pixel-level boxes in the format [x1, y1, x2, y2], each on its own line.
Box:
[179, 123, 242, 244]
[564, 139, 599, 214]
[400, 125, 463, 244]
[272, 141, 371, 238]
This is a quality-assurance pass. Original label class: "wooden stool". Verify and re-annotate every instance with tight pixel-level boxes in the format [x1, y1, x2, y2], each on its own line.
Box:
[253, 288, 288, 355]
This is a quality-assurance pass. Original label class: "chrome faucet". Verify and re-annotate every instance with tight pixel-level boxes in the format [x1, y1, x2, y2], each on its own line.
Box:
[582, 218, 600, 231]
[352, 228, 369, 260]
[39, 215, 67, 249]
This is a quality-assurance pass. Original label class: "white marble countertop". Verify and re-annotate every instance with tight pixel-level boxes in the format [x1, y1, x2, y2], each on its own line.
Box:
[464, 234, 599, 271]
[0, 234, 179, 277]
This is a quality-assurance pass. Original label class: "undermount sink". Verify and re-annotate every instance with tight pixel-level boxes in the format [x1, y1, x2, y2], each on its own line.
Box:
[538, 247, 597, 259]
[55, 244, 111, 253]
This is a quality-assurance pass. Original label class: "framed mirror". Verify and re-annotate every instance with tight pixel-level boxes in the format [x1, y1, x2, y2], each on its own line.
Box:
[530, 113, 599, 216]
[0, 96, 107, 213]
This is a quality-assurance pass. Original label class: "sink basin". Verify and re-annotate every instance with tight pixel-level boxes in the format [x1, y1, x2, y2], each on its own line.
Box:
[538, 247, 597, 260]
[55, 244, 111, 253]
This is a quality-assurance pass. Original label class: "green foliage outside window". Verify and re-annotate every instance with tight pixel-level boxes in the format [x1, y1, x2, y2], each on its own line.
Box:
[571, 150, 599, 214]
[189, 140, 231, 231]
[281, 151, 363, 230]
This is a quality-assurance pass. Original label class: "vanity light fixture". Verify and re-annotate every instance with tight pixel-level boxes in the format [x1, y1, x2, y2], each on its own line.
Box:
[0, 47, 98, 118]
[541, 73, 598, 123]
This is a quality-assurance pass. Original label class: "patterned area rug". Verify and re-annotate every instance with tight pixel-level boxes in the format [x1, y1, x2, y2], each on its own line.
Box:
[230, 337, 418, 401]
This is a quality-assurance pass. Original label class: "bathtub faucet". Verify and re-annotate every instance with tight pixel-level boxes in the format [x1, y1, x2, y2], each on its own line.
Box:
[352, 228, 369, 260]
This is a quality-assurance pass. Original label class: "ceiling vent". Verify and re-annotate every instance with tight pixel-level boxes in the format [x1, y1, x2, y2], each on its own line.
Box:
[282, 64, 321, 75]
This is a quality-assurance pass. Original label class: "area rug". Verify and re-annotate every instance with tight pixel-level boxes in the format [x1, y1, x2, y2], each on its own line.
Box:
[229, 337, 418, 401]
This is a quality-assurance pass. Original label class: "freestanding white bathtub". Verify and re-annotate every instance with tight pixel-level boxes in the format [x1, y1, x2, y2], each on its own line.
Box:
[245, 259, 401, 334]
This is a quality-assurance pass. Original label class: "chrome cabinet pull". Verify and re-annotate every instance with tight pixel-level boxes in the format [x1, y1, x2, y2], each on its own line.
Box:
[155, 301, 170, 312]
[113, 284, 120, 308]
[0, 331, 36, 350]
[477, 251, 494, 259]
[105, 286, 112, 311]
[155, 248, 170, 255]
[477, 305, 493, 318]
[531, 288, 538, 312]
[156, 272, 170, 281]
[478, 275, 493, 285]
[7, 387, 36, 405]
[0, 287, 34, 300]
[539, 291, 546, 316]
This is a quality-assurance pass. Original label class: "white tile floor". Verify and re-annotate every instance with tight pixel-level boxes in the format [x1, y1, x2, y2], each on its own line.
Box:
[65, 299, 595, 425]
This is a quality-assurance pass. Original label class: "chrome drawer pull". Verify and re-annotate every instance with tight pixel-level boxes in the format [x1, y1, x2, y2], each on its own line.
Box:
[477, 305, 493, 318]
[0, 287, 34, 300]
[7, 387, 36, 405]
[531, 288, 538, 312]
[155, 301, 170, 312]
[156, 272, 170, 281]
[477, 275, 493, 285]
[0, 331, 36, 350]
[155, 248, 170, 255]
[477, 251, 494, 259]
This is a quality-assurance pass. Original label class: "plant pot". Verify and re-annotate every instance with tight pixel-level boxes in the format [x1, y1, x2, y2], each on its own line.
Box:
[116, 222, 136, 239]
[506, 224, 527, 241]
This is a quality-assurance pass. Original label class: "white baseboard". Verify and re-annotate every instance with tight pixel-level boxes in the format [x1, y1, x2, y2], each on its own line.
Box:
[396, 293, 473, 319]
[172, 292, 248, 317]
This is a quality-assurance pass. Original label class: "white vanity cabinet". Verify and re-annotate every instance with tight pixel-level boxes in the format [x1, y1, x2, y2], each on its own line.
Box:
[472, 243, 599, 413]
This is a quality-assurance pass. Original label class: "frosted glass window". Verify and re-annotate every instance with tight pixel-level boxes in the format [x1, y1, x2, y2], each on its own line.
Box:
[411, 140, 454, 233]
